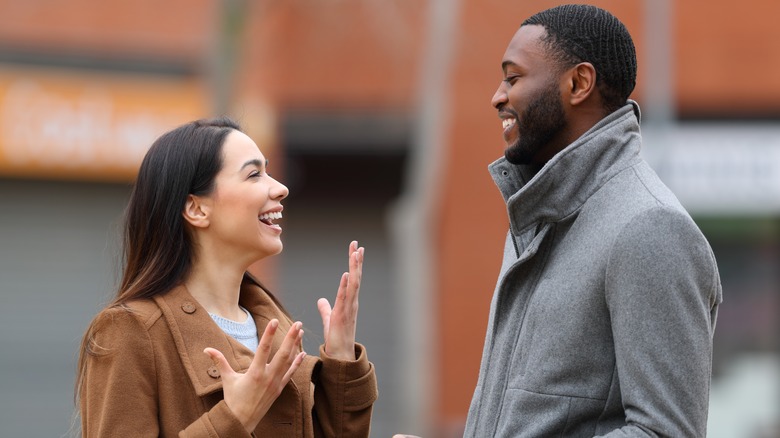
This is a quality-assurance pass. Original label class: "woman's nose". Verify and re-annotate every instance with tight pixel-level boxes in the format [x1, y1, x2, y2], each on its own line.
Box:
[271, 177, 289, 200]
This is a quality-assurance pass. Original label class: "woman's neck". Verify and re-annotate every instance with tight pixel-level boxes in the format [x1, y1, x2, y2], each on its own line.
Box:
[183, 254, 247, 322]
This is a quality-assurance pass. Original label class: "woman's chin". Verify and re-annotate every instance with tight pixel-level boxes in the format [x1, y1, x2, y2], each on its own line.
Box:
[252, 241, 284, 260]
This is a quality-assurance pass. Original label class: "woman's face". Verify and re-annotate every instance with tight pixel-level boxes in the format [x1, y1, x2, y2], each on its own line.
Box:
[202, 130, 289, 262]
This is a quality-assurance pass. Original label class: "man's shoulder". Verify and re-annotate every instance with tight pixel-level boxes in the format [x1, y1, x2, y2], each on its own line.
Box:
[608, 203, 714, 276]
[575, 160, 706, 256]
[589, 160, 687, 217]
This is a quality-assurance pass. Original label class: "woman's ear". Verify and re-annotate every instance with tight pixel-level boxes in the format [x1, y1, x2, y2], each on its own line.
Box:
[182, 194, 210, 228]
[566, 62, 597, 106]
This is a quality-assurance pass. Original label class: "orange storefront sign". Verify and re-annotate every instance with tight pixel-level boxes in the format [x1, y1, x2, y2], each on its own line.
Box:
[0, 65, 209, 182]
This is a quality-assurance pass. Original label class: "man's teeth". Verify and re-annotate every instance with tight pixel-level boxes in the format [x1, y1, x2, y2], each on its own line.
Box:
[259, 211, 282, 221]
[502, 118, 516, 129]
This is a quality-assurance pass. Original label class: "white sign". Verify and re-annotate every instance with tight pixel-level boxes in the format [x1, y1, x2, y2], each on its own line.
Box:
[643, 123, 780, 215]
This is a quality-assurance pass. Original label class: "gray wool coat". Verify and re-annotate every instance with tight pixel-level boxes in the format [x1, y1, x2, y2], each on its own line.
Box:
[464, 102, 722, 437]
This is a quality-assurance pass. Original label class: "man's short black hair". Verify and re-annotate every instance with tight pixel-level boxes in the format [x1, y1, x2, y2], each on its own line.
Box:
[523, 4, 637, 114]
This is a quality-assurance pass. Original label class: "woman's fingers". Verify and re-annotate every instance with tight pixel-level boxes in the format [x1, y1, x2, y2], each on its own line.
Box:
[317, 297, 333, 338]
[250, 319, 279, 370]
[333, 243, 361, 315]
[319, 241, 363, 360]
[282, 351, 307, 383]
[347, 244, 363, 299]
[337, 241, 363, 317]
[341, 246, 362, 321]
[267, 324, 304, 396]
[336, 271, 350, 304]
[202, 319, 308, 433]
[348, 241, 358, 275]
[266, 321, 303, 376]
[203, 347, 234, 379]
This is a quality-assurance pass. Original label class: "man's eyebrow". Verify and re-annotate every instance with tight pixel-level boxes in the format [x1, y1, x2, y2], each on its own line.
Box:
[502, 60, 518, 73]
[239, 159, 264, 171]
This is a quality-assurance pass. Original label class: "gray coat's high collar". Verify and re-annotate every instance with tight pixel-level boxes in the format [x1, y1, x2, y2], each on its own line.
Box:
[489, 101, 643, 235]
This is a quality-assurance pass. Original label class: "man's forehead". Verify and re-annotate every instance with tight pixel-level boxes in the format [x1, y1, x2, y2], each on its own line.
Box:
[501, 25, 548, 72]
[506, 24, 547, 55]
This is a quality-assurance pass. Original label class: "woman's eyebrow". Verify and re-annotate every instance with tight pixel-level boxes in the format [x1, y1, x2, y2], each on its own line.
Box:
[240, 159, 264, 171]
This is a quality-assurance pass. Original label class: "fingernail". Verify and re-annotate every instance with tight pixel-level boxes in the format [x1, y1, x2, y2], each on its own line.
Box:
[270, 319, 279, 328]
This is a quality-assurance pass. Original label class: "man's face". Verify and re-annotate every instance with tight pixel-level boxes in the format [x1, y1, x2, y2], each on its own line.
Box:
[492, 25, 567, 166]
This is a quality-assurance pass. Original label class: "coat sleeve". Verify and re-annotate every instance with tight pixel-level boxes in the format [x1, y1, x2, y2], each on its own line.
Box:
[312, 343, 379, 438]
[80, 308, 253, 438]
[601, 206, 722, 437]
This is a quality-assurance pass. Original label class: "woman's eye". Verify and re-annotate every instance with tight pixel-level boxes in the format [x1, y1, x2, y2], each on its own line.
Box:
[249, 171, 261, 178]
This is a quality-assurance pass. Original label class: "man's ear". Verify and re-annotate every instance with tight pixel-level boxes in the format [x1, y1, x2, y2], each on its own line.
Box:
[182, 194, 210, 228]
[565, 62, 597, 106]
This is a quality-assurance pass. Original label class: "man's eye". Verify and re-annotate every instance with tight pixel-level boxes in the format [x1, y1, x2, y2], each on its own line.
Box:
[504, 75, 520, 85]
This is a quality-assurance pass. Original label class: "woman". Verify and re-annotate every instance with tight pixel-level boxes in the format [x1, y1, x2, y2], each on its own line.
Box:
[76, 117, 377, 437]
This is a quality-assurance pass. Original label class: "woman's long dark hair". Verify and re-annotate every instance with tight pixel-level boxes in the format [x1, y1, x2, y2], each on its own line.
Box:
[75, 116, 287, 405]
[121, 116, 233, 301]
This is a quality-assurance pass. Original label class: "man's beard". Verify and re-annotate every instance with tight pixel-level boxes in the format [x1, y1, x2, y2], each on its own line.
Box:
[504, 80, 567, 165]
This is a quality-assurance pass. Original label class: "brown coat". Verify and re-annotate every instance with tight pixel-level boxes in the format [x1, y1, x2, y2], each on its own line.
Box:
[80, 282, 378, 437]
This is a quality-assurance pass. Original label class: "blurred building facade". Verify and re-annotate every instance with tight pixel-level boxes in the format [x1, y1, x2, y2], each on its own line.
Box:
[0, 0, 778, 437]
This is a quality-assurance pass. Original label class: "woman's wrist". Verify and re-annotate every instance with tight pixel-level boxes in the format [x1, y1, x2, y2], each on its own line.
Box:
[324, 343, 356, 361]
[223, 399, 256, 433]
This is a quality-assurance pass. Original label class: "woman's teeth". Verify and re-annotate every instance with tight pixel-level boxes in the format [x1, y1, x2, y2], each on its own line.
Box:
[259, 211, 282, 223]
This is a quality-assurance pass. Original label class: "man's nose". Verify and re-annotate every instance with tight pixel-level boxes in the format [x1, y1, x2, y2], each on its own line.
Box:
[491, 82, 508, 109]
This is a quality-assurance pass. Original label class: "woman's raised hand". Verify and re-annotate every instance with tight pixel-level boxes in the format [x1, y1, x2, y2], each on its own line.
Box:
[317, 240, 364, 361]
[203, 319, 305, 433]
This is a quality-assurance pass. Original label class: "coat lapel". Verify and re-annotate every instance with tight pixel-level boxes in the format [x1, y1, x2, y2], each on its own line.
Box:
[154, 285, 255, 396]
[153, 282, 307, 397]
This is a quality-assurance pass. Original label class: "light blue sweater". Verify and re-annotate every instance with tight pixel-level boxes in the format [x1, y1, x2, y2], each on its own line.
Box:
[209, 307, 259, 352]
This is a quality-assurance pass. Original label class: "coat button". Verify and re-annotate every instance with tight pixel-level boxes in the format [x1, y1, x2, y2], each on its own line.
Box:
[181, 302, 196, 314]
[207, 366, 220, 378]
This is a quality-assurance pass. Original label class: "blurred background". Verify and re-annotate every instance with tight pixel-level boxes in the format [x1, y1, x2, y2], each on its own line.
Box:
[0, 0, 777, 436]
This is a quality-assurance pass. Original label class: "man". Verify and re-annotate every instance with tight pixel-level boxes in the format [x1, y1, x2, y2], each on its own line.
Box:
[464, 5, 722, 437]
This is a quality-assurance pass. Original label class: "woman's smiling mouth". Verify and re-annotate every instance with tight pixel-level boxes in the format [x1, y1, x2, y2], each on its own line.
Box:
[258, 210, 283, 231]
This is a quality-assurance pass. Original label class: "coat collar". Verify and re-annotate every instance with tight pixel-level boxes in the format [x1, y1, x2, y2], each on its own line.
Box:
[153, 281, 291, 396]
[488, 101, 643, 235]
